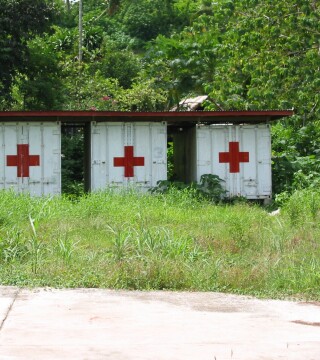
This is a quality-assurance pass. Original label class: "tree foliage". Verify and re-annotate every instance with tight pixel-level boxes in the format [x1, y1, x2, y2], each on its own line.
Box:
[0, 0, 58, 107]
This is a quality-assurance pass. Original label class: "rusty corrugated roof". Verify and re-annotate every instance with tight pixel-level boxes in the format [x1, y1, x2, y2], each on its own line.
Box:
[0, 110, 294, 125]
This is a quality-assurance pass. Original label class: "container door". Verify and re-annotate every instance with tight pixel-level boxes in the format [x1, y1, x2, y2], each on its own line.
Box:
[91, 122, 126, 189]
[195, 124, 271, 199]
[0, 122, 61, 195]
[0, 123, 20, 192]
[238, 125, 271, 198]
[255, 125, 272, 196]
[91, 122, 167, 191]
[132, 123, 167, 189]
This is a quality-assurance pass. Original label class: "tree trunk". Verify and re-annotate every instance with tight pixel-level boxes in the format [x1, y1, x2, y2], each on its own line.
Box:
[66, 0, 70, 13]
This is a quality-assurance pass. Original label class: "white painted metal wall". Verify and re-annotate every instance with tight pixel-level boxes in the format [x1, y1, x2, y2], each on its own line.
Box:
[192, 124, 272, 199]
[91, 122, 167, 191]
[0, 122, 61, 196]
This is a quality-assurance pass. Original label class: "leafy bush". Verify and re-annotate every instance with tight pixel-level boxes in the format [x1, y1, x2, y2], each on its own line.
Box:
[121, 0, 175, 41]
[274, 154, 320, 205]
[150, 174, 226, 203]
[61, 130, 85, 195]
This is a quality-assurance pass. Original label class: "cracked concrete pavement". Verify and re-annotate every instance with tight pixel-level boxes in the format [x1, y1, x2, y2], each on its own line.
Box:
[0, 286, 319, 359]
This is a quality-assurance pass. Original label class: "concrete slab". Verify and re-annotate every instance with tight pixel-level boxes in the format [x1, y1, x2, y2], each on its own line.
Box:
[0, 288, 319, 359]
[0, 287, 20, 331]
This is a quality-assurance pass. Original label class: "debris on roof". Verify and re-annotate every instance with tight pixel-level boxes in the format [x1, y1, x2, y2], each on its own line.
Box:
[171, 95, 208, 111]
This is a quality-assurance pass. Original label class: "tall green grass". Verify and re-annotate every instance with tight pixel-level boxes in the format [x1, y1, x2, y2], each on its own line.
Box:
[0, 188, 319, 299]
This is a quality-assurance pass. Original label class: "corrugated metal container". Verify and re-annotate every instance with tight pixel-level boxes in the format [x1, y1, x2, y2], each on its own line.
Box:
[0, 122, 61, 195]
[190, 124, 272, 199]
[90, 122, 167, 191]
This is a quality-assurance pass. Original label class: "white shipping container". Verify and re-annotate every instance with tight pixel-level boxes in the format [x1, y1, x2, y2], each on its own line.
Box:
[0, 122, 61, 196]
[191, 124, 272, 199]
[91, 122, 167, 191]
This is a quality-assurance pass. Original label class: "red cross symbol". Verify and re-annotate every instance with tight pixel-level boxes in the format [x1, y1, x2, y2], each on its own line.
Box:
[219, 142, 249, 173]
[7, 144, 40, 178]
[114, 146, 145, 178]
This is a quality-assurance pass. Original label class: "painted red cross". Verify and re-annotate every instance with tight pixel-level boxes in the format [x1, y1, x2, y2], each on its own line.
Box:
[113, 146, 145, 178]
[7, 144, 40, 178]
[219, 142, 249, 173]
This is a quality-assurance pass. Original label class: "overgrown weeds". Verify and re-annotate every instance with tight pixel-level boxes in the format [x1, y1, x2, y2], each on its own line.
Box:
[0, 188, 319, 299]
